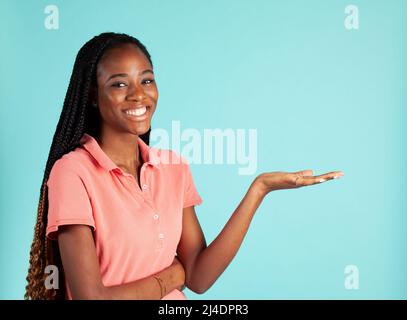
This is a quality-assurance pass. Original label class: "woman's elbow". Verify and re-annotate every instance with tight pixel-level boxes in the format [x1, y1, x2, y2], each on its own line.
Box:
[187, 285, 206, 295]
[186, 280, 210, 295]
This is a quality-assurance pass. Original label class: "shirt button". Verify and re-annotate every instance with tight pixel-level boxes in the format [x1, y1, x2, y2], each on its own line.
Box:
[153, 214, 159, 220]
[158, 233, 165, 239]
[142, 184, 148, 190]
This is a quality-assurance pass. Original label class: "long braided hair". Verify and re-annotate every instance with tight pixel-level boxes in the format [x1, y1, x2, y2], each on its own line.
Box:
[25, 32, 153, 300]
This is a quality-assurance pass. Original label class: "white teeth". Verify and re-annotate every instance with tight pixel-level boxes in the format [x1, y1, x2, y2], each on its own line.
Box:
[125, 106, 147, 116]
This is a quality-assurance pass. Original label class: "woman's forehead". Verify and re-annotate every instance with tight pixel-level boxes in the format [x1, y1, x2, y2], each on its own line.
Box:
[97, 44, 151, 77]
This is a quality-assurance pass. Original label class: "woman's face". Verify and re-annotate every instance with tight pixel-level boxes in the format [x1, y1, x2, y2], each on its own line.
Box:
[95, 43, 158, 137]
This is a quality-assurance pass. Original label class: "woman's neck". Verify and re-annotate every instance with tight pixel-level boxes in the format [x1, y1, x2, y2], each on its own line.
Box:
[96, 129, 142, 178]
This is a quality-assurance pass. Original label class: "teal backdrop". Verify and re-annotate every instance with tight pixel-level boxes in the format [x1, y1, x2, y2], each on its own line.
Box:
[1, 0, 406, 299]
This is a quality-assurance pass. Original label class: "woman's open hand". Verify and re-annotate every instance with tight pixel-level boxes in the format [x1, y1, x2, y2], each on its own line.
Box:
[253, 170, 344, 197]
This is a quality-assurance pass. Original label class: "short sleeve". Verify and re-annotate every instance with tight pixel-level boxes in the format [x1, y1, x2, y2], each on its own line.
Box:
[182, 159, 203, 208]
[46, 159, 95, 240]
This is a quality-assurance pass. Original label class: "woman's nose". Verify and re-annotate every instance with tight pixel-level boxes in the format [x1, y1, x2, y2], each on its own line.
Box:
[127, 84, 146, 101]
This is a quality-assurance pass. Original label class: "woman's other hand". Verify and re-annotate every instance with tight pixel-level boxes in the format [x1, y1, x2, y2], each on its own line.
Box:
[253, 170, 344, 197]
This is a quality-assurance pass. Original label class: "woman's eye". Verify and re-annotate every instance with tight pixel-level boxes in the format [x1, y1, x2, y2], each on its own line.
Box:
[111, 82, 127, 88]
[142, 79, 155, 85]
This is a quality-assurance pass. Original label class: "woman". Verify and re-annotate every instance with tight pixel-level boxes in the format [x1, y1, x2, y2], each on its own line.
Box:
[25, 32, 343, 300]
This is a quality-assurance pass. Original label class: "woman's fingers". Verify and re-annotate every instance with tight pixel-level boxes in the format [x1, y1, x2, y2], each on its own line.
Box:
[296, 171, 344, 186]
[294, 169, 314, 177]
[315, 171, 344, 182]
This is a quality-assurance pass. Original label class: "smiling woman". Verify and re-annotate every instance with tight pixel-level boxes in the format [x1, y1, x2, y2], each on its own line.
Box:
[94, 43, 157, 141]
[25, 32, 343, 300]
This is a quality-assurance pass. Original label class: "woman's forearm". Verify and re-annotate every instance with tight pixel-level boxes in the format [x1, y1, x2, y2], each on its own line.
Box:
[188, 179, 265, 293]
[99, 261, 184, 300]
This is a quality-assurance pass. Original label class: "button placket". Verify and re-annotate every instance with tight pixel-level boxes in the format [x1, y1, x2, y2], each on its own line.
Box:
[140, 165, 151, 196]
[154, 211, 163, 250]
[140, 165, 147, 188]
[139, 165, 164, 250]
[141, 166, 156, 211]
[157, 231, 165, 249]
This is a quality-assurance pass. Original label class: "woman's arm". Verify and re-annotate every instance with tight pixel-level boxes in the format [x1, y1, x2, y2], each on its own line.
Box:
[177, 169, 344, 294]
[177, 181, 262, 294]
[57, 225, 185, 299]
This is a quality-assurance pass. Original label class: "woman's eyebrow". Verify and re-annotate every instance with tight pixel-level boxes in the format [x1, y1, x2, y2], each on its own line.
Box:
[106, 73, 128, 82]
[105, 69, 154, 83]
[140, 69, 154, 76]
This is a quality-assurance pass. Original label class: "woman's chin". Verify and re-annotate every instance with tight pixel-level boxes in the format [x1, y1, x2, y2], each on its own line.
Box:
[130, 123, 151, 137]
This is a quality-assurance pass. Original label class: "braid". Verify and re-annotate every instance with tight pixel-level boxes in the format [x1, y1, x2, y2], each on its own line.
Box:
[25, 32, 153, 300]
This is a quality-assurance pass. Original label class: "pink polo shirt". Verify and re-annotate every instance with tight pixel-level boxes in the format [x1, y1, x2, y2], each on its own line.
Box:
[46, 133, 202, 300]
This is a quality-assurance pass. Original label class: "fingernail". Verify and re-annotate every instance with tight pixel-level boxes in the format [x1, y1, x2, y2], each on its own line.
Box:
[319, 179, 326, 183]
[333, 175, 340, 179]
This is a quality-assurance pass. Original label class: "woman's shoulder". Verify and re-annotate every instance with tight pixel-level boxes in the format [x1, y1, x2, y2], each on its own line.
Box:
[48, 146, 94, 180]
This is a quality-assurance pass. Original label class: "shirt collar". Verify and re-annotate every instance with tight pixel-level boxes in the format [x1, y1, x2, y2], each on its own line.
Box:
[79, 133, 160, 172]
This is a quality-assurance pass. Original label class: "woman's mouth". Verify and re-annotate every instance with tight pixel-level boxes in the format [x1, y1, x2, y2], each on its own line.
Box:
[123, 106, 149, 121]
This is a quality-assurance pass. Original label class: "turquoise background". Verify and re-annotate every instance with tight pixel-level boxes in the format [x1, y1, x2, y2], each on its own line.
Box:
[1, 0, 406, 299]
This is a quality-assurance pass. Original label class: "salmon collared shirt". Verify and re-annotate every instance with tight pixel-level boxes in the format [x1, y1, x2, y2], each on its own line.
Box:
[46, 133, 203, 300]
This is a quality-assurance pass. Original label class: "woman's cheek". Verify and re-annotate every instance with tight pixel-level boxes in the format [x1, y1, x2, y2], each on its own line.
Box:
[148, 87, 159, 102]
[105, 90, 126, 103]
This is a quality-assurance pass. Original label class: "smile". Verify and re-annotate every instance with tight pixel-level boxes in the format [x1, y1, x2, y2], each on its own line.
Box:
[123, 106, 149, 121]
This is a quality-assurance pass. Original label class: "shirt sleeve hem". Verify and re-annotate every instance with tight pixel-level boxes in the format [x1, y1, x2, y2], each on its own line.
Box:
[46, 218, 96, 241]
[183, 196, 203, 208]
